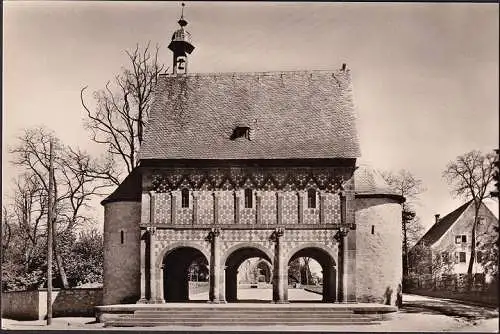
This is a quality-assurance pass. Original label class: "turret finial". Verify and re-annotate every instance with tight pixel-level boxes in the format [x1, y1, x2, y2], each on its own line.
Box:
[178, 3, 188, 27]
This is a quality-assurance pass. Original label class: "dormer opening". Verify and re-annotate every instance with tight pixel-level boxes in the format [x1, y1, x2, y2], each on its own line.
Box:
[230, 126, 251, 141]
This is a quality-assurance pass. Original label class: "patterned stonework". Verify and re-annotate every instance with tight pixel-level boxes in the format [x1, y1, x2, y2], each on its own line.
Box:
[148, 167, 351, 193]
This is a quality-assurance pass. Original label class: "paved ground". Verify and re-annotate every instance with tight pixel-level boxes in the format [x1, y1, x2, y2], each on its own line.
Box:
[2, 291, 498, 332]
[191, 287, 322, 301]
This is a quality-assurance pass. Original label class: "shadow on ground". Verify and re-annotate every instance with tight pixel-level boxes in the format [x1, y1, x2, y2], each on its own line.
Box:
[401, 299, 498, 321]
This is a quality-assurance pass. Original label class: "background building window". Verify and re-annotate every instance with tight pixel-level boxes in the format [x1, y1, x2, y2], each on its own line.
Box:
[455, 235, 467, 244]
[120, 231, 124, 244]
[181, 188, 190, 208]
[459, 252, 466, 263]
[307, 189, 316, 208]
[244, 189, 253, 208]
[476, 251, 483, 263]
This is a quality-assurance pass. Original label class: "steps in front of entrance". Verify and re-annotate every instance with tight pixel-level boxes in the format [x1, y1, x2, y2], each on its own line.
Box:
[101, 305, 394, 327]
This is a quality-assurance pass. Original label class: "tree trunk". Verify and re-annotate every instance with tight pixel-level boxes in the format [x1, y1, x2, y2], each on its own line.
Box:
[466, 204, 480, 291]
[52, 229, 69, 288]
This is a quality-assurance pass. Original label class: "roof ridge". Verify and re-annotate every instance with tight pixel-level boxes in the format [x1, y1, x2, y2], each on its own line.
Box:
[158, 69, 351, 78]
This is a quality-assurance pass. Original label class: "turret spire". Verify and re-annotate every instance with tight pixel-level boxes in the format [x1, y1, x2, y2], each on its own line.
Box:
[168, 2, 195, 74]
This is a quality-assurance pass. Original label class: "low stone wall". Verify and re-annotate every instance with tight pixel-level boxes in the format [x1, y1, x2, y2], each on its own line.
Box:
[1, 288, 103, 320]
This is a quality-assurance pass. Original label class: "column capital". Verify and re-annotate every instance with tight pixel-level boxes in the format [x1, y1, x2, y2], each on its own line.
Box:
[205, 227, 221, 242]
[270, 227, 285, 242]
[146, 226, 157, 234]
[334, 226, 349, 242]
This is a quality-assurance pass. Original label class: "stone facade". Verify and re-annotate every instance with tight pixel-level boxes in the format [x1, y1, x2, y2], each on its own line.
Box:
[355, 198, 403, 305]
[102, 165, 404, 306]
[103, 201, 141, 305]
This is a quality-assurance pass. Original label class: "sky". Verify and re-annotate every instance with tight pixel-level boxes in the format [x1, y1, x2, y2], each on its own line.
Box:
[2, 2, 499, 235]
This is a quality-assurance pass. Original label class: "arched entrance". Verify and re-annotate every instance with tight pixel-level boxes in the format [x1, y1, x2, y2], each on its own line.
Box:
[288, 247, 336, 302]
[225, 246, 273, 302]
[163, 247, 209, 302]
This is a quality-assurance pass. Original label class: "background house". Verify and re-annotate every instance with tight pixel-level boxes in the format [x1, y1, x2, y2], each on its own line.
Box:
[411, 200, 498, 284]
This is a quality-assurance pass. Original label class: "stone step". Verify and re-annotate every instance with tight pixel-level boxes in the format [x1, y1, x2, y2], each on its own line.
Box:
[132, 313, 360, 318]
[134, 309, 355, 315]
[130, 315, 374, 320]
[106, 319, 379, 327]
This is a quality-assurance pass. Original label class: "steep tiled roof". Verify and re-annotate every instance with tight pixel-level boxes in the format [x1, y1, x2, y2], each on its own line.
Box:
[139, 70, 361, 160]
[354, 165, 399, 196]
[101, 168, 142, 205]
[418, 200, 473, 246]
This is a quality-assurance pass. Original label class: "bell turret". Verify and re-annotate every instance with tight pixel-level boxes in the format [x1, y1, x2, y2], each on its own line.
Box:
[168, 3, 195, 74]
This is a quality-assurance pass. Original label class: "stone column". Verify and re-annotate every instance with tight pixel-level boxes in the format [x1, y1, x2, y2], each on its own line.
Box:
[170, 191, 177, 225]
[207, 228, 225, 303]
[255, 191, 262, 225]
[192, 192, 199, 225]
[213, 192, 219, 225]
[137, 229, 148, 303]
[147, 226, 164, 303]
[297, 191, 304, 225]
[276, 191, 283, 225]
[319, 192, 327, 225]
[271, 227, 287, 303]
[149, 191, 156, 224]
[335, 226, 349, 303]
[234, 191, 240, 225]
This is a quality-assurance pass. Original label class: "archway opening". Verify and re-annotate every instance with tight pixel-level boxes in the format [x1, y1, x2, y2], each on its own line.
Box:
[225, 247, 272, 302]
[288, 247, 336, 302]
[163, 247, 209, 302]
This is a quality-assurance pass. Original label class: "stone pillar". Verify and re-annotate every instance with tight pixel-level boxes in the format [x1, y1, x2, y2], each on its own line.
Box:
[234, 191, 240, 225]
[297, 191, 304, 225]
[319, 192, 327, 224]
[137, 229, 148, 303]
[207, 228, 225, 303]
[147, 226, 164, 303]
[170, 191, 177, 225]
[192, 192, 198, 225]
[335, 226, 349, 303]
[149, 191, 156, 224]
[213, 192, 219, 225]
[271, 227, 287, 303]
[276, 191, 283, 225]
[255, 191, 262, 225]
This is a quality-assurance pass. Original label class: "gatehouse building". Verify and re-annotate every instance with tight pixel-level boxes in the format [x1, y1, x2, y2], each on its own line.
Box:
[101, 8, 404, 308]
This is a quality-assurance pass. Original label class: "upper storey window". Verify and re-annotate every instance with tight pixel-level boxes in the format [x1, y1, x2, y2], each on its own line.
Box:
[181, 188, 190, 208]
[307, 189, 316, 209]
[244, 189, 253, 208]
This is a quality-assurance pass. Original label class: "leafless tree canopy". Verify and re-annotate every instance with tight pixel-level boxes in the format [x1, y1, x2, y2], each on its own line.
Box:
[443, 150, 497, 278]
[8, 127, 114, 287]
[81, 43, 166, 184]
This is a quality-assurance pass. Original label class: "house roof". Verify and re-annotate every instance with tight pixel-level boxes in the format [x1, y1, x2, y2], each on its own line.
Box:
[139, 69, 361, 161]
[417, 200, 473, 246]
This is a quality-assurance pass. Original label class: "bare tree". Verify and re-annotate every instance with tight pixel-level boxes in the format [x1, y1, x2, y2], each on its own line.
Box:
[81, 43, 166, 184]
[381, 169, 426, 277]
[9, 127, 114, 287]
[443, 150, 497, 286]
